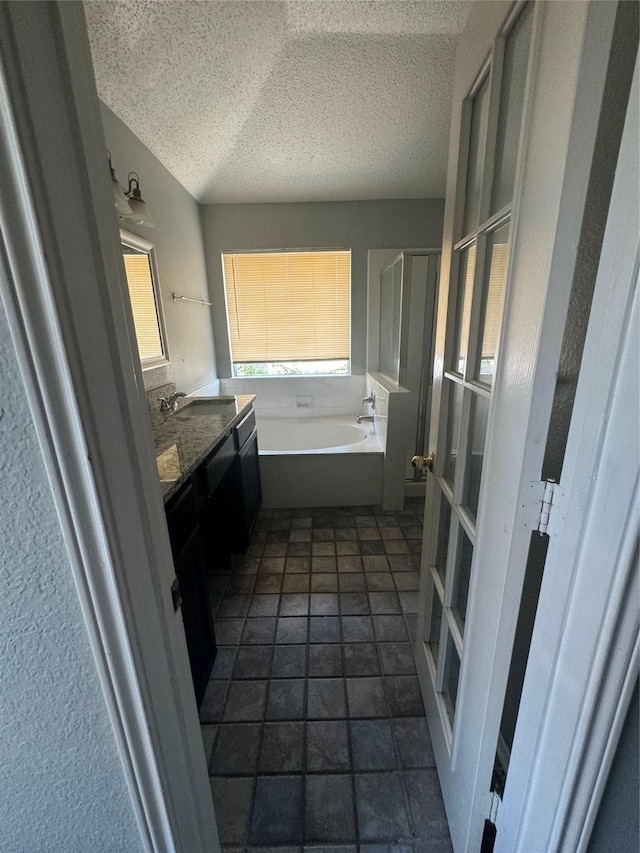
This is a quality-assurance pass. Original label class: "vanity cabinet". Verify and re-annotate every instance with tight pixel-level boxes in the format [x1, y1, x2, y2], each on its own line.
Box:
[230, 410, 262, 552]
[165, 482, 216, 707]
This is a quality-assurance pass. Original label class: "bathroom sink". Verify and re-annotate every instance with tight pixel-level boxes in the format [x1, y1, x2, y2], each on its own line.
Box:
[173, 397, 237, 418]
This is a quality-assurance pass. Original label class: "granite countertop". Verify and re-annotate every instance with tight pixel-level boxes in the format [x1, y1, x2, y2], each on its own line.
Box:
[149, 393, 256, 503]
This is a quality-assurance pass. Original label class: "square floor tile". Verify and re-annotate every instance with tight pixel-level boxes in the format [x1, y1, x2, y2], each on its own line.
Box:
[306, 720, 350, 771]
[211, 647, 237, 679]
[360, 541, 385, 556]
[313, 528, 335, 541]
[309, 616, 341, 643]
[259, 722, 305, 773]
[340, 593, 370, 615]
[250, 776, 304, 844]
[271, 644, 307, 678]
[403, 769, 450, 841]
[341, 616, 374, 643]
[393, 718, 435, 768]
[290, 529, 312, 543]
[350, 720, 397, 771]
[200, 680, 228, 723]
[310, 593, 339, 616]
[388, 555, 415, 572]
[280, 593, 310, 616]
[363, 556, 390, 571]
[217, 594, 251, 619]
[384, 541, 410, 556]
[339, 574, 367, 591]
[398, 591, 419, 614]
[379, 527, 403, 540]
[201, 724, 217, 769]
[343, 643, 380, 677]
[276, 617, 309, 644]
[335, 527, 357, 541]
[255, 574, 283, 593]
[210, 776, 254, 844]
[211, 723, 261, 774]
[308, 644, 343, 677]
[248, 595, 280, 617]
[313, 542, 336, 557]
[337, 556, 363, 573]
[261, 557, 286, 572]
[354, 773, 410, 842]
[264, 543, 288, 557]
[379, 643, 416, 676]
[242, 617, 277, 645]
[215, 619, 245, 645]
[393, 572, 420, 591]
[369, 592, 401, 614]
[311, 573, 339, 592]
[346, 677, 388, 718]
[266, 530, 289, 543]
[291, 516, 312, 529]
[384, 676, 424, 717]
[336, 541, 360, 555]
[365, 572, 395, 591]
[287, 546, 312, 560]
[283, 573, 311, 593]
[305, 775, 356, 843]
[307, 678, 347, 719]
[373, 615, 408, 642]
[266, 679, 305, 720]
[233, 646, 273, 679]
[223, 681, 267, 722]
[286, 556, 312, 573]
[312, 556, 338, 572]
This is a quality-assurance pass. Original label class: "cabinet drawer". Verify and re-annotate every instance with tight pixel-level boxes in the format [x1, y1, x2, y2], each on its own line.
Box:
[205, 431, 235, 494]
[166, 482, 198, 557]
[234, 408, 256, 450]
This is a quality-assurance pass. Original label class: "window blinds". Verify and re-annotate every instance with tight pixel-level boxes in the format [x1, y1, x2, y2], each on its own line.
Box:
[122, 253, 164, 362]
[223, 250, 351, 363]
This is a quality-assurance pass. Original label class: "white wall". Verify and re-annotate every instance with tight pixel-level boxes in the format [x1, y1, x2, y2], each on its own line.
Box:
[101, 103, 218, 394]
[200, 199, 444, 378]
[0, 300, 142, 852]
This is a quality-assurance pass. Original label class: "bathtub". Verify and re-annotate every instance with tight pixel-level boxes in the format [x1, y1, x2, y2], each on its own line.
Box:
[256, 415, 384, 508]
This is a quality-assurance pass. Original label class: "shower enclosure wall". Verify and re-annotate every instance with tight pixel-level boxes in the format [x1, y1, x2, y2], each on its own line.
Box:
[368, 250, 440, 490]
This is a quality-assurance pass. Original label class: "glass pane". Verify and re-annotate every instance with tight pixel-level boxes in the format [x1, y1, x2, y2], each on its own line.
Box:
[453, 525, 474, 631]
[452, 244, 476, 374]
[443, 381, 464, 485]
[443, 633, 461, 726]
[476, 223, 509, 385]
[466, 394, 490, 518]
[391, 259, 403, 380]
[491, 4, 534, 213]
[463, 74, 490, 235]
[434, 494, 452, 585]
[379, 264, 394, 377]
[428, 592, 443, 663]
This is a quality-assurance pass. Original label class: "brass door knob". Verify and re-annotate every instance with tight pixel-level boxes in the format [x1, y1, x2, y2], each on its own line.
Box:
[412, 451, 435, 473]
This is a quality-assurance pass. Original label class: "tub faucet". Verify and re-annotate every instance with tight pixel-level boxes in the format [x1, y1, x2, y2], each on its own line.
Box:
[362, 390, 376, 405]
[356, 414, 374, 424]
[160, 391, 187, 413]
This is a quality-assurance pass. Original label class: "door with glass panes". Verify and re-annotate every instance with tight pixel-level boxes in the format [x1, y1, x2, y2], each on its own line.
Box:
[415, 2, 535, 850]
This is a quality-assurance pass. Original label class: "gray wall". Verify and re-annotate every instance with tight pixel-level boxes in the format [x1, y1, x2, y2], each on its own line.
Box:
[0, 300, 142, 852]
[200, 199, 444, 376]
[101, 103, 217, 393]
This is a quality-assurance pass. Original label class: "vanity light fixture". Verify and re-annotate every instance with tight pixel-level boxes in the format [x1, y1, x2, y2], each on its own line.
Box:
[124, 172, 155, 228]
[108, 150, 133, 218]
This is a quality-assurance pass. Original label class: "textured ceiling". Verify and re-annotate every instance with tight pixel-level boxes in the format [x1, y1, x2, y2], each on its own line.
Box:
[85, 1, 472, 203]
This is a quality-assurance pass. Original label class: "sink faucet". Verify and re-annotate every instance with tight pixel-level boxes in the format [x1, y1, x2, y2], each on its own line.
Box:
[356, 414, 374, 424]
[160, 391, 187, 414]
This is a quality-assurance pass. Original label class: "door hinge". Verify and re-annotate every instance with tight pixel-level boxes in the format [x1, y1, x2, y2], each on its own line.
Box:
[170, 577, 182, 612]
[519, 478, 566, 537]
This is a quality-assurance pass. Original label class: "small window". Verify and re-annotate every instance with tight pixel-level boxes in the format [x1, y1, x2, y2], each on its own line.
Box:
[121, 230, 169, 369]
[222, 249, 351, 377]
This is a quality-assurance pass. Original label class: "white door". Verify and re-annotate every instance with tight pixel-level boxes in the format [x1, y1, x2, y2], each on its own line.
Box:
[414, 2, 623, 851]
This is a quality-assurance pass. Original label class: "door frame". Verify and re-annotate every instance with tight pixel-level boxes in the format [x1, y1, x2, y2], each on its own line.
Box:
[416, 2, 624, 850]
[497, 55, 639, 853]
[0, 3, 217, 851]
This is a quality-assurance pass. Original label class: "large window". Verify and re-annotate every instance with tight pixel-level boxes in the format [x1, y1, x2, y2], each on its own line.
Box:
[222, 249, 351, 376]
[121, 230, 169, 368]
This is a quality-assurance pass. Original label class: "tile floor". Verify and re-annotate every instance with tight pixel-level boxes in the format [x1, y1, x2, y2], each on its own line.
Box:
[200, 500, 453, 853]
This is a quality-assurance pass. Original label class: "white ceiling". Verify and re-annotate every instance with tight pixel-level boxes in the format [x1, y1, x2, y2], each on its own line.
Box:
[85, 1, 471, 204]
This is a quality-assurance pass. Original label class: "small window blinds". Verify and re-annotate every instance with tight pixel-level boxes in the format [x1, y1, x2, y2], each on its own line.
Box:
[222, 250, 351, 364]
[122, 252, 164, 363]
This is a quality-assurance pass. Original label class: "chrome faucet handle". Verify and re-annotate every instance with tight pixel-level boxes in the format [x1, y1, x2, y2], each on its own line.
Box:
[362, 390, 376, 406]
[160, 392, 187, 413]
